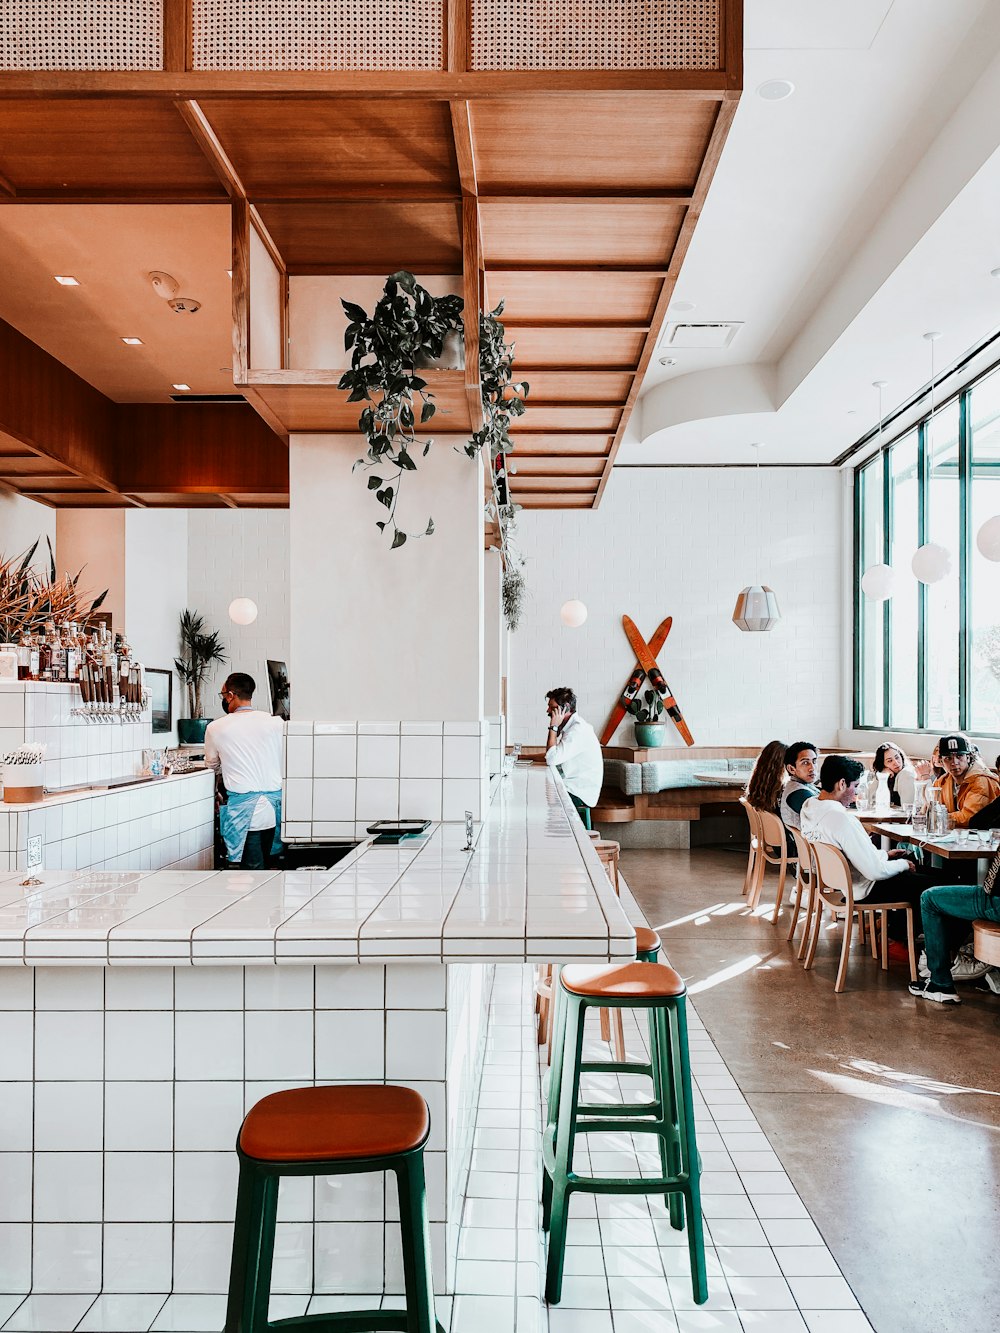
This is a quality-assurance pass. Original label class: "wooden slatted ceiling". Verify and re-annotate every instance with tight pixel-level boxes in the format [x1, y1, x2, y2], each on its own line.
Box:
[0, 25, 741, 512]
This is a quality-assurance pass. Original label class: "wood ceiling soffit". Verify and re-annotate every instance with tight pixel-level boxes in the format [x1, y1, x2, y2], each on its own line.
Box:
[201, 99, 459, 198]
[595, 95, 739, 504]
[0, 100, 226, 198]
[258, 201, 462, 274]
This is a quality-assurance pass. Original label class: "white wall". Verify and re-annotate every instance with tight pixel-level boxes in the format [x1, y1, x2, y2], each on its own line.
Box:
[125, 510, 188, 744]
[289, 433, 483, 720]
[1, 491, 57, 570]
[186, 508, 291, 716]
[508, 466, 844, 748]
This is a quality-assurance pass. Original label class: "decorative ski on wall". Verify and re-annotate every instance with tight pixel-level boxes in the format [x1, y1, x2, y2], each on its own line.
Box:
[601, 615, 695, 747]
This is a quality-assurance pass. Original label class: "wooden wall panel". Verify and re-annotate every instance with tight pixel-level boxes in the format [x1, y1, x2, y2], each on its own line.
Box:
[113, 404, 288, 493]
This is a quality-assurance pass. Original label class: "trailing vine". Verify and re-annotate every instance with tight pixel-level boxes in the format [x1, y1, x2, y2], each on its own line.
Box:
[339, 271, 463, 549]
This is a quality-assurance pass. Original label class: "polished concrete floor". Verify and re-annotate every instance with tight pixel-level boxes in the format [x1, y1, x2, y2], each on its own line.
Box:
[624, 845, 1000, 1333]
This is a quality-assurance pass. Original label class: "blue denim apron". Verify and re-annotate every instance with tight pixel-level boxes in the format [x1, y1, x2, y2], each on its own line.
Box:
[219, 789, 284, 863]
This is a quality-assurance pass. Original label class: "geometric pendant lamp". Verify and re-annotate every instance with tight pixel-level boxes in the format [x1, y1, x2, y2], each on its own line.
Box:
[732, 584, 781, 632]
[732, 442, 781, 632]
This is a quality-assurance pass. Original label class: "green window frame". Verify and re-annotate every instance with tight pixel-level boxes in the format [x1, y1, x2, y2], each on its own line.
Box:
[854, 362, 1000, 736]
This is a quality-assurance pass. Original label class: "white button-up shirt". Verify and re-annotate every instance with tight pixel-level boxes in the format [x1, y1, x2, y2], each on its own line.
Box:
[544, 712, 603, 808]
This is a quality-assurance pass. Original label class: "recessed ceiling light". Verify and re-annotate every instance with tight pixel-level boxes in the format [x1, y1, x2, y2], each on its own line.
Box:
[121, 337, 143, 346]
[670, 301, 696, 313]
[53, 275, 79, 286]
[757, 79, 795, 101]
[172, 383, 191, 391]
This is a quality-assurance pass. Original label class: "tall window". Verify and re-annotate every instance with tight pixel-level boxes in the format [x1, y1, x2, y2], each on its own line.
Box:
[970, 368, 1000, 733]
[855, 360, 1000, 735]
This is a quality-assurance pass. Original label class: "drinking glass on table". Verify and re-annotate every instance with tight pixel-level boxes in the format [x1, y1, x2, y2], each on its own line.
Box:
[912, 807, 928, 834]
[955, 827, 969, 847]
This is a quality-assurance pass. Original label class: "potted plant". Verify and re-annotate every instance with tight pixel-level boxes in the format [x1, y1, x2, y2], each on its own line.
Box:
[339, 271, 465, 548]
[174, 609, 227, 745]
[628, 690, 666, 748]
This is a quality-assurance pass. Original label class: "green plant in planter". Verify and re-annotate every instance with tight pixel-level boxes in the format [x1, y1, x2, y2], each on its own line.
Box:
[627, 690, 664, 725]
[339, 271, 464, 549]
[174, 609, 227, 738]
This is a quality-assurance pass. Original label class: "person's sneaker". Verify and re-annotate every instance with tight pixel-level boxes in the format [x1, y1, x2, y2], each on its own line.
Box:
[908, 979, 961, 1004]
[951, 943, 990, 983]
[885, 939, 911, 965]
[917, 950, 930, 980]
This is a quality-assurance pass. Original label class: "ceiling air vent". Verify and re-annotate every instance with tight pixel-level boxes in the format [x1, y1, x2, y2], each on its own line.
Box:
[169, 393, 247, 404]
[661, 322, 743, 349]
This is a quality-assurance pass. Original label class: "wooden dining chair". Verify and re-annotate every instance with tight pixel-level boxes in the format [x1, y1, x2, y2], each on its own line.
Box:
[740, 797, 761, 899]
[787, 827, 817, 956]
[753, 810, 797, 923]
[804, 841, 917, 992]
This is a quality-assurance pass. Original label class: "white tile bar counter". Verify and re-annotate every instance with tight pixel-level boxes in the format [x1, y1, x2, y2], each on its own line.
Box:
[0, 766, 635, 1306]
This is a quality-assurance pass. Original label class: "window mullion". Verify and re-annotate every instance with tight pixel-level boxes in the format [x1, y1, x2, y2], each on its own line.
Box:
[917, 421, 928, 731]
[883, 446, 891, 728]
[959, 390, 970, 731]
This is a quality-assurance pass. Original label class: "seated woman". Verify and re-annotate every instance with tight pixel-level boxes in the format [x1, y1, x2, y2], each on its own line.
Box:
[873, 742, 919, 807]
[745, 739, 787, 816]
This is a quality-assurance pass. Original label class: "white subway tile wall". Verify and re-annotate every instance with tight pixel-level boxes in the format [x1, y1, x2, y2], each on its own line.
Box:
[0, 683, 154, 794]
[508, 467, 843, 746]
[281, 721, 490, 841]
[0, 772, 214, 873]
[0, 961, 492, 1298]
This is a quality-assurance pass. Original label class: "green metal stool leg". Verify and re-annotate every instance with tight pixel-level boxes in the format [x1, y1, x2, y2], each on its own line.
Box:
[394, 1151, 439, 1333]
[545, 995, 584, 1304]
[248, 1172, 279, 1331]
[542, 968, 567, 1232]
[224, 1160, 271, 1333]
[672, 999, 708, 1304]
[652, 1006, 683, 1231]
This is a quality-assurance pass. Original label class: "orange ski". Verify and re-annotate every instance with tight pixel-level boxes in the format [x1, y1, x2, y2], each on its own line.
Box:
[621, 615, 694, 747]
[599, 617, 672, 745]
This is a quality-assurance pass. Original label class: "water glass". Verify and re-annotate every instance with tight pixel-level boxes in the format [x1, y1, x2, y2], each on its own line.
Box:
[955, 827, 969, 847]
[913, 809, 928, 835]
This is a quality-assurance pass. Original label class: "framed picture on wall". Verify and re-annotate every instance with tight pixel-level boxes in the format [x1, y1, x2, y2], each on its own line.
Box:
[146, 669, 173, 735]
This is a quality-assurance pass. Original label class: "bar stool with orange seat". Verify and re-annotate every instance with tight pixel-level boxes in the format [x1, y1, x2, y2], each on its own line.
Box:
[541, 959, 707, 1307]
[224, 1084, 444, 1333]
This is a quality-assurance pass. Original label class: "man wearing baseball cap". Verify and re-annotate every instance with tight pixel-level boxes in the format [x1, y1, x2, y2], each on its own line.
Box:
[933, 734, 1000, 827]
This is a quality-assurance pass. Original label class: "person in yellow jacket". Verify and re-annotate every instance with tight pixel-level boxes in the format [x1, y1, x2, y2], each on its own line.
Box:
[933, 734, 1000, 827]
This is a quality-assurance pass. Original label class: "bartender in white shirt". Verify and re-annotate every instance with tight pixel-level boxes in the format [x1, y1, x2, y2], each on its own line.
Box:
[543, 686, 604, 830]
[204, 672, 284, 869]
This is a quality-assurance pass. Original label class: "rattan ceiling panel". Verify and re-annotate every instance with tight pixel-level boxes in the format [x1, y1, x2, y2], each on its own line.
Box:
[192, 0, 444, 70]
[0, 0, 162, 70]
[471, 0, 719, 70]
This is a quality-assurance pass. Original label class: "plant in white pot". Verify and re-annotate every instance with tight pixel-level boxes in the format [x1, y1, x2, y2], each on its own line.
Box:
[174, 609, 227, 745]
[628, 690, 666, 748]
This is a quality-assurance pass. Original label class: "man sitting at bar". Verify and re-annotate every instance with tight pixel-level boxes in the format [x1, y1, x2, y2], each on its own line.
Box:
[779, 740, 818, 831]
[910, 858, 1000, 1004]
[933, 733, 1000, 826]
[205, 671, 284, 869]
[801, 755, 939, 953]
[544, 686, 603, 829]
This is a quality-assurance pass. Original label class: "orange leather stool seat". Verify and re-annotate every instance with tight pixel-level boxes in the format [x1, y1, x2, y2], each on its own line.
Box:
[239, 1084, 430, 1163]
[634, 926, 661, 956]
[561, 960, 685, 1000]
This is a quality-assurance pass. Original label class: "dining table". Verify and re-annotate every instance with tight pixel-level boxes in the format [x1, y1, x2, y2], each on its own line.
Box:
[869, 821, 999, 880]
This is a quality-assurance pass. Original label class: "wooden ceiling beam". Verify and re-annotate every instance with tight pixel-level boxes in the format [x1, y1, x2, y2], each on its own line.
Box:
[462, 196, 484, 431]
[176, 99, 244, 196]
[0, 75, 734, 100]
[450, 100, 478, 197]
[594, 93, 739, 505]
[487, 263, 668, 275]
[0, 170, 16, 198]
[479, 191, 694, 204]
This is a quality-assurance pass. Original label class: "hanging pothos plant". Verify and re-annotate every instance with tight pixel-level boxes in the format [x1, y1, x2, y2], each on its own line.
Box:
[340, 271, 464, 549]
[341, 275, 530, 575]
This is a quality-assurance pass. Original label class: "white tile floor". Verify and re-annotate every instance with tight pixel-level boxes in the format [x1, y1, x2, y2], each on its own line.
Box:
[0, 965, 874, 1333]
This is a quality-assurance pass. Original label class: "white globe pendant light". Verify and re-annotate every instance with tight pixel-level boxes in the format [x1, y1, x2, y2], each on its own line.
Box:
[911, 543, 951, 584]
[912, 332, 953, 586]
[228, 597, 258, 625]
[977, 514, 1000, 561]
[860, 563, 896, 601]
[560, 599, 588, 628]
[733, 443, 781, 632]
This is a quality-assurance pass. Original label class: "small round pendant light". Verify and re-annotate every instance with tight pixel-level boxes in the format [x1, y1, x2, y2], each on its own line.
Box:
[860, 382, 896, 602]
[560, 599, 588, 628]
[912, 332, 953, 584]
[229, 597, 258, 625]
[732, 443, 781, 632]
